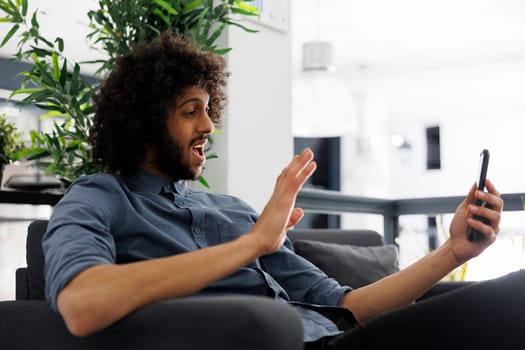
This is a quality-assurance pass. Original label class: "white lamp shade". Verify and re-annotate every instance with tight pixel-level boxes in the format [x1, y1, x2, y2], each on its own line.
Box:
[292, 70, 358, 137]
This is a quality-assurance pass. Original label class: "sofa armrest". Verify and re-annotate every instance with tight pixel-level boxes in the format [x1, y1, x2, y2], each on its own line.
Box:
[0, 296, 303, 350]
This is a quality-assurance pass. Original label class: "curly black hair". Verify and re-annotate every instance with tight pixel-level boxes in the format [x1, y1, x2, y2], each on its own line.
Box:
[89, 31, 228, 175]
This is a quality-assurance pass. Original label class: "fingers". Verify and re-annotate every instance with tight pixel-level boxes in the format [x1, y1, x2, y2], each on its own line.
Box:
[289, 148, 316, 177]
[466, 215, 497, 240]
[468, 179, 503, 235]
[278, 148, 317, 190]
[474, 179, 503, 214]
[483, 179, 503, 211]
[463, 182, 477, 206]
[287, 207, 304, 229]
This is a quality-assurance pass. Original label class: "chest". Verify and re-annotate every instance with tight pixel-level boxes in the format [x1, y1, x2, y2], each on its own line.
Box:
[113, 191, 257, 258]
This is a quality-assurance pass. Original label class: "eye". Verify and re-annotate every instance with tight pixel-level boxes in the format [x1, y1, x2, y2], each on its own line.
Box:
[183, 109, 196, 117]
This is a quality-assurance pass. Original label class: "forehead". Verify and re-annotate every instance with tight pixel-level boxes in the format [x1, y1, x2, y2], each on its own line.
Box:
[175, 86, 210, 106]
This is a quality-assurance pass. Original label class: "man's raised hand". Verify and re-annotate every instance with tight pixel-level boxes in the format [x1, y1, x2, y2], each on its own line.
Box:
[250, 148, 317, 255]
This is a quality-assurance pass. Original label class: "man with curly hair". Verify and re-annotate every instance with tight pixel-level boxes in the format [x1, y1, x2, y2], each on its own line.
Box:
[42, 31, 524, 349]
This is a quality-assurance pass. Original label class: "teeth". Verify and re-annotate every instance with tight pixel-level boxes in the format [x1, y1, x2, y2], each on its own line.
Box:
[193, 144, 205, 157]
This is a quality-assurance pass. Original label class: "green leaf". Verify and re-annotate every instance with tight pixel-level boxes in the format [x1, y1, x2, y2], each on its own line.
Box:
[35, 102, 66, 112]
[29, 46, 53, 57]
[9, 87, 45, 97]
[29, 129, 44, 143]
[30, 10, 38, 28]
[78, 90, 93, 106]
[59, 57, 68, 87]
[37, 35, 54, 48]
[15, 146, 49, 160]
[181, 0, 203, 14]
[197, 175, 210, 188]
[21, 0, 27, 16]
[153, 0, 179, 15]
[224, 20, 258, 33]
[1, 23, 19, 47]
[194, 7, 210, 39]
[152, 8, 170, 25]
[79, 59, 107, 65]
[20, 89, 54, 104]
[234, 1, 259, 15]
[55, 37, 64, 52]
[207, 22, 226, 45]
[231, 6, 259, 17]
[32, 62, 57, 87]
[213, 47, 232, 55]
[0, 2, 18, 18]
[51, 52, 60, 81]
[69, 63, 80, 95]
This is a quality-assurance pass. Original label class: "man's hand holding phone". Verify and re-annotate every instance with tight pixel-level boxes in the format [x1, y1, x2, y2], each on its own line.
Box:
[467, 149, 491, 241]
[446, 150, 502, 265]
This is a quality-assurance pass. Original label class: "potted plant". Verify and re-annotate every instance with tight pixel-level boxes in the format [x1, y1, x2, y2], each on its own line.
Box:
[0, 112, 24, 184]
[0, 0, 259, 187]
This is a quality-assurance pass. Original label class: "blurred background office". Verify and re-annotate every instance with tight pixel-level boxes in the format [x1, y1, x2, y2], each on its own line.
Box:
[1, 0, 525, 299]
[291, 0, 525, 279]
[292, 0, 525, 199]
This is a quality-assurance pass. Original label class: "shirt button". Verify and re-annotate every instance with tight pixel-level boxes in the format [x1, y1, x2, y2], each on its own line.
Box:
[193, 227, 202, 234]
[164, 183, 175, 192]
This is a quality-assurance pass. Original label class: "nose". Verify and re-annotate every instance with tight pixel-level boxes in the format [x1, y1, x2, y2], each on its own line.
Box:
[199, 112, 215, 136]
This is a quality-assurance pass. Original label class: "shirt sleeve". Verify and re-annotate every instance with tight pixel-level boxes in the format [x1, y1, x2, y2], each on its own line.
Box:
[43, 175, 118, 311]
[259, 238, 352, 307]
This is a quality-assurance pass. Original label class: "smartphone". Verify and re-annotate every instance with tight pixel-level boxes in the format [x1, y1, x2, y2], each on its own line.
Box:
[467, 149, 490, 241]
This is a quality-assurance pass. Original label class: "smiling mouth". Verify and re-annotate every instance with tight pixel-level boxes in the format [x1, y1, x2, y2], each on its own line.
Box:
[193, 144, 205, 157]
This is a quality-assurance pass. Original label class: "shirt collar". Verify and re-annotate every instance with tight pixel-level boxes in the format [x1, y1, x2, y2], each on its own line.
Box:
[124, 168, 187, 196]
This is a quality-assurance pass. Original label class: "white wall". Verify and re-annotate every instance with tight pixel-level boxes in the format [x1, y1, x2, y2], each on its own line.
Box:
[199, 13, 293, 212]
[370, 59, 525, 198]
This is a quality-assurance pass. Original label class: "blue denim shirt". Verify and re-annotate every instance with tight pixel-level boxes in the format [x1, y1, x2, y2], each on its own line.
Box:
[43, 169, 353, 342]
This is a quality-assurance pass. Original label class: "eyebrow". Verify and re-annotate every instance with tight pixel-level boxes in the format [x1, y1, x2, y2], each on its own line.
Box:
[176, 97, 204, 109]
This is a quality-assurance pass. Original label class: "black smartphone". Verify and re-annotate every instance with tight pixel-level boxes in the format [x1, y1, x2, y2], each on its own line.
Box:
[467, 149, 490, 241]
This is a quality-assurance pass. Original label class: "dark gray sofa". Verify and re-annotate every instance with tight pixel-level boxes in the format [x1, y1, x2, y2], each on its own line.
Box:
[0, 221, 467, 349]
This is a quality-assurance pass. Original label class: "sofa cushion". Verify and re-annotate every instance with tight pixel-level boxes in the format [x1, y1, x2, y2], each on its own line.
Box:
[293, 240, 399, 289]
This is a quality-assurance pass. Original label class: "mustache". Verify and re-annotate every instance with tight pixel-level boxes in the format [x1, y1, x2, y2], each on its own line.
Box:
[190, 134, 209, 145]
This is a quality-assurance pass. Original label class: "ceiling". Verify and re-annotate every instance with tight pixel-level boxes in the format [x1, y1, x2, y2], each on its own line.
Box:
[291, 0, 525, 72]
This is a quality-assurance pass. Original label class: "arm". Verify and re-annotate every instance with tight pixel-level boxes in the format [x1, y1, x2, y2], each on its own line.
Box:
[57, 148, 316, 337]
[341, 179, 503, 323]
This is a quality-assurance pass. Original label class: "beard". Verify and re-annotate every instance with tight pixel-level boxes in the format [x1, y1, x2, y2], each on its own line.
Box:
[153, 130, 201, 181]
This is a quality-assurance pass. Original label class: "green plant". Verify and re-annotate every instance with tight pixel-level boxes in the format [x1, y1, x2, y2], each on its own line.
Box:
[0, 0, 259, 186]
[0, 112, 24, 165]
